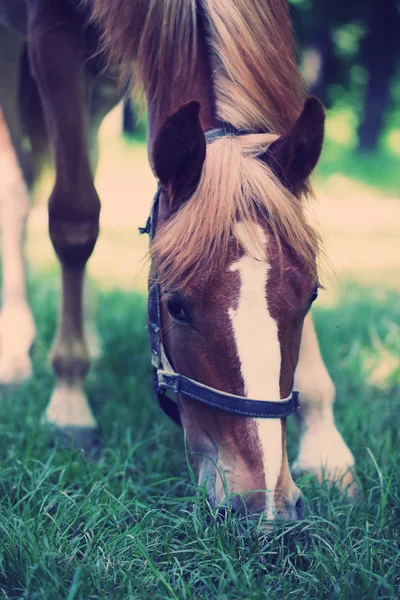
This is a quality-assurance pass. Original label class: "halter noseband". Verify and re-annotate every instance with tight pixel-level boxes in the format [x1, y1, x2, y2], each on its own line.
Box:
[141, 126, 300, 427]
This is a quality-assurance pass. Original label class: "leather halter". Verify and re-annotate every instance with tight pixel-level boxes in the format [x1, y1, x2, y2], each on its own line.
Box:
[141, 127, 300, 427]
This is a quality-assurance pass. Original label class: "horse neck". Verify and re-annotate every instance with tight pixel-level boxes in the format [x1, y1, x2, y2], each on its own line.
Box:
[146, 19, 216, 167]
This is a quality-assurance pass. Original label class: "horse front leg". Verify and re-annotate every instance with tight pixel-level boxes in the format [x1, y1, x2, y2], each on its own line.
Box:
[27, 0, 100, 449]
[293, 314, 358, 497]
[0, 106, 35, 384]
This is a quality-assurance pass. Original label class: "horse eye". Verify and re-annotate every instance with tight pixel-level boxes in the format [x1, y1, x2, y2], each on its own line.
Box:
[309, 287, 319, 305]
[166, 297, 189, 323]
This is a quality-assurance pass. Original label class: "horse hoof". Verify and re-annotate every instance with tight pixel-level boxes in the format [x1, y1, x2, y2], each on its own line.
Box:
[50, 425, 102, 456]
[292, 460, 360, 500]
[0, 353, 32, 386]
[340, 471, 361, 502]
[0, 307, 35, 385]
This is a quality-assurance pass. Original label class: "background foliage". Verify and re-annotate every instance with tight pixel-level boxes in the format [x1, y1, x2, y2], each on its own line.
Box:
[290, 0, 400, 154]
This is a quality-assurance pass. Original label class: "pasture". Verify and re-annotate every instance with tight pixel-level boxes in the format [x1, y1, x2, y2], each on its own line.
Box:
[0, 114, 399, 599]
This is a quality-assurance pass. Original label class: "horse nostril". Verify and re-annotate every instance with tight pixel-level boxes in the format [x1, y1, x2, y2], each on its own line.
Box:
[295, 494, 305, 519]
[215, 495, 262, 521]
[216, 496, 246, 519]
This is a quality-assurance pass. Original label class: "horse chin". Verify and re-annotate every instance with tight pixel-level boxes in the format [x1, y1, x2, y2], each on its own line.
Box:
[196, 454, 218, 507]
[197, 458, 265, 517]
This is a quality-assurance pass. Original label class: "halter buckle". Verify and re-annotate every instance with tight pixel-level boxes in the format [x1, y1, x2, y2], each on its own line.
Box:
[157, 370, 180, 393]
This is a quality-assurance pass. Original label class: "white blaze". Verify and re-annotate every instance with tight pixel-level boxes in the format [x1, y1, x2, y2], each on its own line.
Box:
[228, 223, 282, 519]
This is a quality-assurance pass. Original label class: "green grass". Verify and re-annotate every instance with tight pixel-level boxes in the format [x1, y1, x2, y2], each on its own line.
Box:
[0, 274, 400, 599]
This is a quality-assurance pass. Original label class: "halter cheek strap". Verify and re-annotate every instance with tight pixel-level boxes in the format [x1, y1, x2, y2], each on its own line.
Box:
[142, 128, 300, 427]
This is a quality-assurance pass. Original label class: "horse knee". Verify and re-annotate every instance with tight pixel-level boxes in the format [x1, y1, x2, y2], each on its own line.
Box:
[295, 364, 335, 410]
[48, 184, 100, 266]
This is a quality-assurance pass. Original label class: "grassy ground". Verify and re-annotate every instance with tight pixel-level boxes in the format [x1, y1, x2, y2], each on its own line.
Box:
[1, 279, 399, 599]
[1, 111, 400, 598]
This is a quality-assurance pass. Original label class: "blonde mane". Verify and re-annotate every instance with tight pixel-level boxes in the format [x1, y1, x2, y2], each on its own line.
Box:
[203, 0, 306, 133]
[151, 134, 319, 288]
[87, 0, 320, 286]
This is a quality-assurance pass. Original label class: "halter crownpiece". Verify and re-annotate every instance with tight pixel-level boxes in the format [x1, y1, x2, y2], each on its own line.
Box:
[204, 125, 252, 144]
[142, 126, 300, 427]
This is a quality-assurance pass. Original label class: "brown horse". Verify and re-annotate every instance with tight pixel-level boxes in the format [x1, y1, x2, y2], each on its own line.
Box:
[0, 0, 357, 520]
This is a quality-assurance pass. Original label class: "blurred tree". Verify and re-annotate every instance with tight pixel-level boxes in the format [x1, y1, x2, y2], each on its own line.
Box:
[122, 97, 136, 138]
[290, 0, 400, 152]
[357, 0, 400, 151]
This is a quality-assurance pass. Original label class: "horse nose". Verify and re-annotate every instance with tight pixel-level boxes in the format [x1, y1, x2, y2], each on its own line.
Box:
[213, 488, 305, 523]
[215, 493, 264, 520]
[295, 492, 305, 518]
[275, 489, 305, 521]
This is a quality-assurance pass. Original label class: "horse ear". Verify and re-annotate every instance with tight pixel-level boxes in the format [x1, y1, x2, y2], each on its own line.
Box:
[265, 97, 325, 190]
[152, 101, 206, 211]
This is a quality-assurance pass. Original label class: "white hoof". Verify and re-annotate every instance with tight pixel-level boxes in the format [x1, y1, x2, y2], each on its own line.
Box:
[293, 426, 358, 497]
[0, 352, 32, 385]
[0, 305, 35, 385]
[43, 383, 97, 429]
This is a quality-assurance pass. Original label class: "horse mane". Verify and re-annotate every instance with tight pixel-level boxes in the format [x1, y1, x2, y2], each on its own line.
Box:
[86, 0, 320, 286]
[84, 0, 197, 108]
[151, 135, 319, 289]
[203, 0, 306, 134]
[86, 0, 305, 131]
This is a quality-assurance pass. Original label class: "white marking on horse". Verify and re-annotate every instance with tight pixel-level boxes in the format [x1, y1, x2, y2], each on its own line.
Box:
[45, 384, 97, 428]
[0, 108, 35, 384]
[228, 223, 282, 519]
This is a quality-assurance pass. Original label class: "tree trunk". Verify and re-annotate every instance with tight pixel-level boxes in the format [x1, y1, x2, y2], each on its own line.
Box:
[122, 97, 136, 138]
[357, 0, 400, 152]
